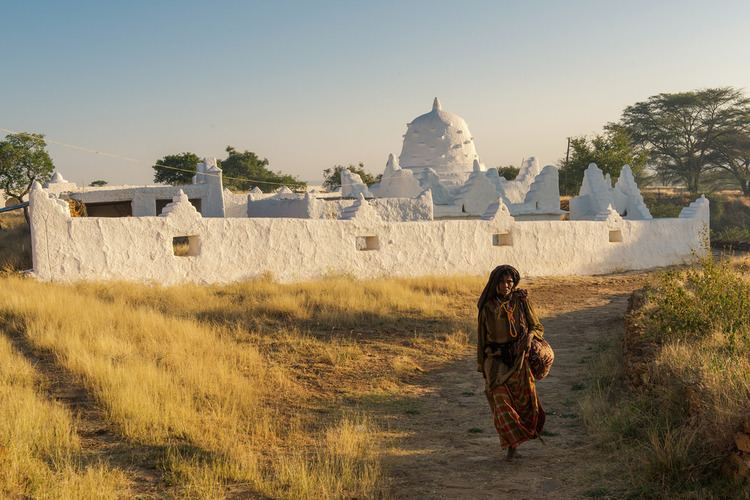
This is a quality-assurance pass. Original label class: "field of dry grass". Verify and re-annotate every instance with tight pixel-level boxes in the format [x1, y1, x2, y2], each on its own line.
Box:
[0, 274, 480, 497]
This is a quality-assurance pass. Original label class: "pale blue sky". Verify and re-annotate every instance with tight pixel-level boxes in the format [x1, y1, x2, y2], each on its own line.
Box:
[2, 0, 749, 185]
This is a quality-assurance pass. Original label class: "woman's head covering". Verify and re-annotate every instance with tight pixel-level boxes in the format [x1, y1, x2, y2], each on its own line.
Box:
[477, 265, 521, 311]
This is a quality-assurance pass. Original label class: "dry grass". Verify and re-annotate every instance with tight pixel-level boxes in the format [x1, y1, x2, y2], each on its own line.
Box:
[580, 256, 750, 498]
[0, 213, 31, 272]
[0, 332, 128, 498]
[0, 271, 481, 498]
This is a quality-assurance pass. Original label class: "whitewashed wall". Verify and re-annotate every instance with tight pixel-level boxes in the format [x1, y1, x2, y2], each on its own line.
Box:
[247, 192, 434, 221]
[29, 184, 710, 285]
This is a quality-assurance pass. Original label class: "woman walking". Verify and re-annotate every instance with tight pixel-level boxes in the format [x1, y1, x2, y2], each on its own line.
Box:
[477, 265, 551, 460]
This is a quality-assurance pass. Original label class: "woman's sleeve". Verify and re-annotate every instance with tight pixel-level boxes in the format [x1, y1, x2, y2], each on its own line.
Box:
[524, 297, 544, 339]
[477, 307, 487, 372]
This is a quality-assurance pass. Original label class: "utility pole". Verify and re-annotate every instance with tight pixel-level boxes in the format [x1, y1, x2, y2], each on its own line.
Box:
[563, 137, 571, 195]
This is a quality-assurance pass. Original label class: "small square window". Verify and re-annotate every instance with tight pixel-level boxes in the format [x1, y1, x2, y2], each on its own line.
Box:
[492, 233, 512, 247]
[173, 235, 201, 256]
[609, 230, 623, 243]
[356, 235, 380, 251]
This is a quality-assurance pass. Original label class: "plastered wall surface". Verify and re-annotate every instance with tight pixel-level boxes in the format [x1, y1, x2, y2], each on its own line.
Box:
[247, 192, 434, 221]
[223, 190, 250, 217]
[30, 184, 709, 285]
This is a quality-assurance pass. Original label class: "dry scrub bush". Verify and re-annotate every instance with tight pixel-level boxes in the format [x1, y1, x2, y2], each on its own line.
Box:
[581, 258, 750, 498]
[0, 334, 127, 498]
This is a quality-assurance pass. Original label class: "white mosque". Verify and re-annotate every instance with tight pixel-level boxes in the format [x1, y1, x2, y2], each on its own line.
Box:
[38, 97, 651, 223]
[398, 97, 480, 187]
[342, 97, 566, 219]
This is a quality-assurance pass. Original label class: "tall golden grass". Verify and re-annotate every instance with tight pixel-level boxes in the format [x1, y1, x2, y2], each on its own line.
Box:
[0, 332, 128, 498]
[0, 213, 31, 272]
[0, 270, 479, 497]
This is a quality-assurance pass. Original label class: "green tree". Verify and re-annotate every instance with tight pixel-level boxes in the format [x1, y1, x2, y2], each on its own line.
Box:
[558, 127, 650, 195]
[221, 146, 305, 192]
[152, 152, 200, 185]
[496, 165, 519, 180]
[0, 132, 55, 223]
[618, 87, 750, 194]
[322, 163, 379, 191]
[89, 179, 108, 187]
[713, 116, 750, 195]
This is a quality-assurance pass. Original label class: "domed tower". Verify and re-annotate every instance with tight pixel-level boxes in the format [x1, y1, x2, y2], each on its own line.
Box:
[399, 98, 480, 187]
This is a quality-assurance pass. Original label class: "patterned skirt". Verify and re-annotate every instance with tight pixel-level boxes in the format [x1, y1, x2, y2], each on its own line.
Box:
[485, 361, 545, 448]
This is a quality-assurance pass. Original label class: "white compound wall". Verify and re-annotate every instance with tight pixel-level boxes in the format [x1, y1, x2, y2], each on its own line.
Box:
[29, 184, 710, 285]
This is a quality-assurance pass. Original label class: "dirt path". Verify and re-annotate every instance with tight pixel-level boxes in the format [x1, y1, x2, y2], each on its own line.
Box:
[381, 274, 648, 499]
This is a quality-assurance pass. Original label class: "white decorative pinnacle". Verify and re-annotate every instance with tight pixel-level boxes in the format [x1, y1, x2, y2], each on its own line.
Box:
[432, 97, 441, 111]
[385, 153, 401, 175]
[203, 157, 220, 172]
[481, 197, 514, 222]
[594, 203, 623, 224]
[159, 189, 200, 218]
[339, 193, 382, 222]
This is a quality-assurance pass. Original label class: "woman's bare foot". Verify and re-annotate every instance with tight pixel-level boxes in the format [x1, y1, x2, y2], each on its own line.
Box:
[506, 446, 517, 461]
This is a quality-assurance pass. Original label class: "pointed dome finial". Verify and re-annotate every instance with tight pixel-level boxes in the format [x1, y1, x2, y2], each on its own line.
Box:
[385, 153, 401, 175]
[473, 159, 481, 172]
[432, 97, 441, 111]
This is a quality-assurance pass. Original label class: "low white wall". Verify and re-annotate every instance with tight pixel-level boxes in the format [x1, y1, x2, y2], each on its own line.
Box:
[223, 190, 249, 217]
[246, 193, 433, 221]
[29, 185, 709, 285]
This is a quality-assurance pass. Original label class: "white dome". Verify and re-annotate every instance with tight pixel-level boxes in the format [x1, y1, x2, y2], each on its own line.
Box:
[50, 172, 66, 183]
[399, 98, 479, 180]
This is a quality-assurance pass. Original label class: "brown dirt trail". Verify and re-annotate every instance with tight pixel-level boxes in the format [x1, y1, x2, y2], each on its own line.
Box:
[379, 274, 648, 499]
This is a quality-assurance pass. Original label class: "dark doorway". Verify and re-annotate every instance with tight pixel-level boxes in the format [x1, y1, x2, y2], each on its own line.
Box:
[84, 201, 133, 217]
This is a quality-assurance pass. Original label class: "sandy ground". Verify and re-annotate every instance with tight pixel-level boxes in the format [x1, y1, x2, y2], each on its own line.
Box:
[378, 273, 649, 500]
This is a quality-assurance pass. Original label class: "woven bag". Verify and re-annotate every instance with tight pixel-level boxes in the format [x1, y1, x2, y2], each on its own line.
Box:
[528, 336, 554, 380]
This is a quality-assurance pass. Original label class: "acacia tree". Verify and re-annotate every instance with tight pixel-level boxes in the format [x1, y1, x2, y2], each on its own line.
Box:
[322, 162, 378, 191]
[558, 127, 649, 195]
[619, 87, 750, 194]
[152, 152, 200, 185]
[0, 132, 54, 223]
[711, 102, 750, 195]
